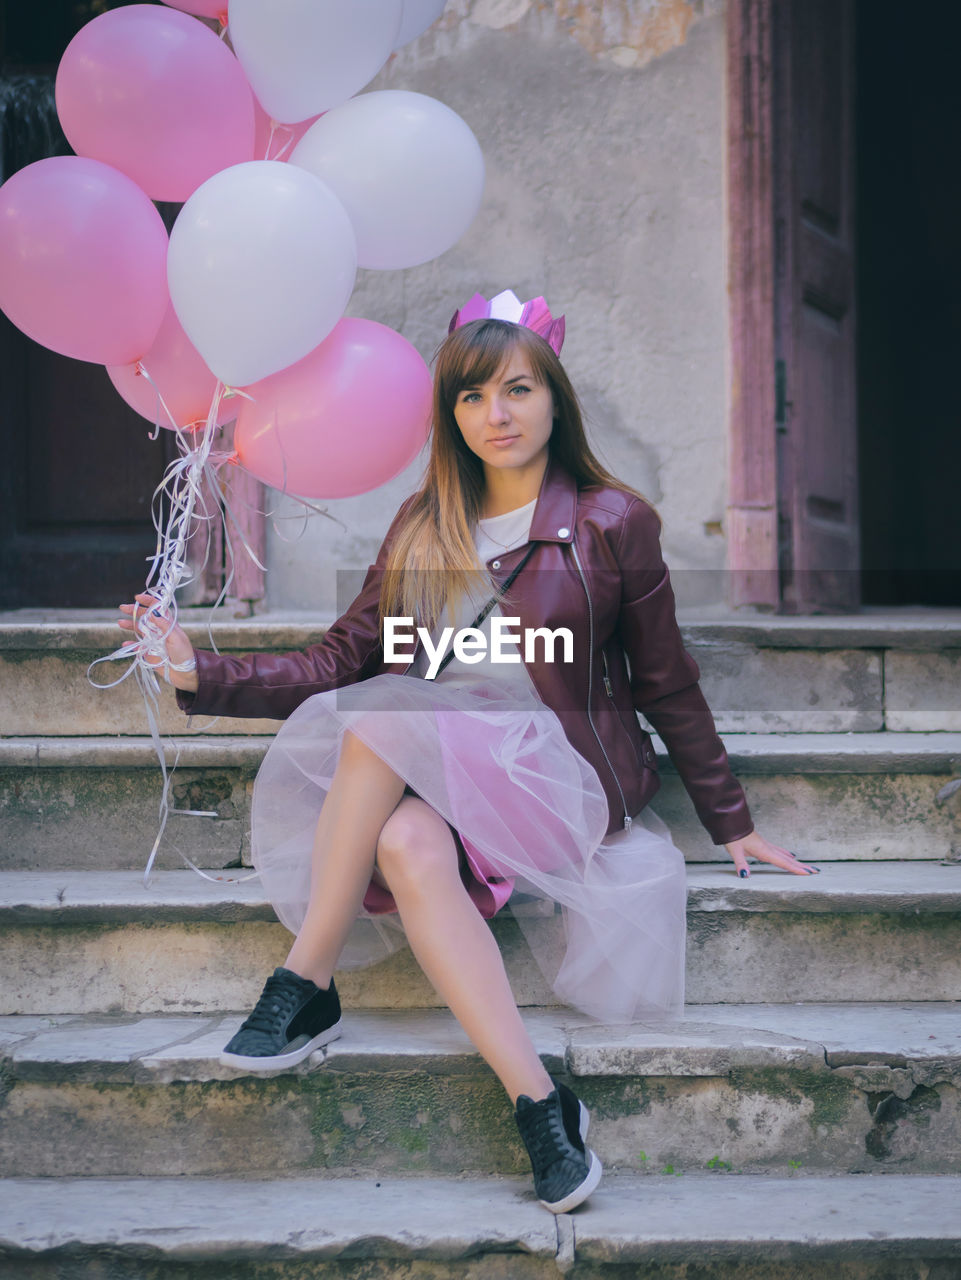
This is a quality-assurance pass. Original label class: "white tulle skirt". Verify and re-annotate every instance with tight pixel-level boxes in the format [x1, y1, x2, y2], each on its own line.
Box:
[251, 669, 687, 1024]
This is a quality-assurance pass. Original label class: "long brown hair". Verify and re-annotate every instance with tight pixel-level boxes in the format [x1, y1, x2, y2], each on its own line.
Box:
[379, 318, 657, 628]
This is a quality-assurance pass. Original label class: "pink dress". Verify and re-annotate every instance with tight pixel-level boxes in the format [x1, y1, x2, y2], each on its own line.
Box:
[251, 503, 688, 1023]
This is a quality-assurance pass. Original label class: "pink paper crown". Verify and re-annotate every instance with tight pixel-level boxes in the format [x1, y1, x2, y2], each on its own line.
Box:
[448, 289, 566, 355]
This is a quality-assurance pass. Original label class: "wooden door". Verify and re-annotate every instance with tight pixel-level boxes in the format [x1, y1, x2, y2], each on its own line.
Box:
[1, 0, 265, 611]
[772, 0, 859, 612]
[0, 15, 180, 609]
[0, 309, 177, 608]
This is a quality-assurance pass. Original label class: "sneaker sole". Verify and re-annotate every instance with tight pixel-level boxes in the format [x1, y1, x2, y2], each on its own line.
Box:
[540, 1149, 603, 1214]
[219, 1019, 343, 1072]
[539, 1098, 603, 1214]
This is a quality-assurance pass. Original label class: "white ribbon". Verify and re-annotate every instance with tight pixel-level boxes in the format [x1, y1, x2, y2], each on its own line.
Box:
[265, 120, 299, 162]
[88, 383, 260, 887]
[88, 379, 346, 889]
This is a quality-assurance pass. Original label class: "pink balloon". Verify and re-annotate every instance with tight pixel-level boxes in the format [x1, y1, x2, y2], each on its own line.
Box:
[107, 301, 236, 431]
[162, 0, 228, 18]
[0, 156, 168, 365]
[234, 319, 431, 498]
[56, 5, 255, 202]
[253, 97, 321, 161]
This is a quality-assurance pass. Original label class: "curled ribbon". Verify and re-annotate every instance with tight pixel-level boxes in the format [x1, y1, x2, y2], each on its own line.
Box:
[88, 379, 342, 888]
[88, 381, 259, 887]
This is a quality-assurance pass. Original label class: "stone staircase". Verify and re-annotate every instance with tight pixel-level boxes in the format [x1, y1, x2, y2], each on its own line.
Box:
[1, 606, 960, 1278]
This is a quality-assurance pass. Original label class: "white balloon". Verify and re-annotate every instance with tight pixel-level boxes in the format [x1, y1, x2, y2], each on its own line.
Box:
[394, 0, 447, 49]
[291, 91, 485, 271]
[167, 161, 357, 387]
[228, 0, 403, 123]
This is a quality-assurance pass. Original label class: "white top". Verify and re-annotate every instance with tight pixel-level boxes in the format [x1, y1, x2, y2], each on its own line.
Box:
[474, 497, 537, 565]
[410, 499, 537, 682]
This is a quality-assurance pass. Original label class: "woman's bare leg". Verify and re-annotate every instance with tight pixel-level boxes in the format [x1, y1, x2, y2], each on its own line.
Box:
[284, 729, 406, 987]
[282, 731, 551, 1103]
[376, 795, 554, 1105]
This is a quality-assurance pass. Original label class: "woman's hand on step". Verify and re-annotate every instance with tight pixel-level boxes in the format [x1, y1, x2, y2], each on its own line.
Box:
[723, 830, 820, 879]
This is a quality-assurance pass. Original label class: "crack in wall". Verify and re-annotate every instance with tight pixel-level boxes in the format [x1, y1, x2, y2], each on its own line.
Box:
[864, 1083, 943, 1162]
[554, 1211, 576, 1272]
[819, 1045, 957, 1167]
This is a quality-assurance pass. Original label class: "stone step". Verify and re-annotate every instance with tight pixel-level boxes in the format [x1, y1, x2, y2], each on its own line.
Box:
[3, 732, 960, 869]
[2, 1173, 959, 1280]
[2, 608, 960, 737]
[3, 864, 960, 1014]
[1, 1003, 959, 1178]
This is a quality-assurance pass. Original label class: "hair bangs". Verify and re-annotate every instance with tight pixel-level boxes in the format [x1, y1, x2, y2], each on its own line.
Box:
[437, 320, 553, 403]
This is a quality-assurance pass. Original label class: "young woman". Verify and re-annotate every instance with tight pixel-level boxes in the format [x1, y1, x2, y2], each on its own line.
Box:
[118, 297, 818, 1215]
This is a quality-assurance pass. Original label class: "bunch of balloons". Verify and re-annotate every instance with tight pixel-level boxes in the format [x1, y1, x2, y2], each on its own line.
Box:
[0, 0, 480, 881]
[0, 0, 482, 502]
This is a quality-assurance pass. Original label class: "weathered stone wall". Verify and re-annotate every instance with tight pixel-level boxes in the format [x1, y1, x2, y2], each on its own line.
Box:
[265, 0, 729, 612]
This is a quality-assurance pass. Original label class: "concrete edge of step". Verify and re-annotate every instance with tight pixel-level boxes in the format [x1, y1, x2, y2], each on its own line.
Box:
[3, 608, 961, 652]
[0, 737, 269, 769]
[2, 1004, 960, 1086]
[3, 732, 961, 773]
[0, 1174, 959, 1265]
[2, 864, 961, 925]
[0, 869, 276, 924]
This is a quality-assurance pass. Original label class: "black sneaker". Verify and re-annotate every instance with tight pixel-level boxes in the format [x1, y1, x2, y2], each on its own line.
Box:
[514, 1079, 603, 1213]
[220, 967, 342, 1071]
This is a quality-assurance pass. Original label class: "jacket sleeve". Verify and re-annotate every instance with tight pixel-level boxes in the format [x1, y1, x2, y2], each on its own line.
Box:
[614, 498, 754, 845]
[176, 496, 415, 722]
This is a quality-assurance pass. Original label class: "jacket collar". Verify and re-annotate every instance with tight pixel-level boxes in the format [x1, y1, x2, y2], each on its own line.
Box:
[529, 452, 578, 544]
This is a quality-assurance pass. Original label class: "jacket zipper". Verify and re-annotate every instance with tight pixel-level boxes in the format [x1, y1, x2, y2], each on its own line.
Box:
[571, 540, 632, 832]
[603, 648, 652, 763]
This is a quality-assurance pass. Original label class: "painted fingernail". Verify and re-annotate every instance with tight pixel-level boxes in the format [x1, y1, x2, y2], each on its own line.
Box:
[739, 868, 748, 878]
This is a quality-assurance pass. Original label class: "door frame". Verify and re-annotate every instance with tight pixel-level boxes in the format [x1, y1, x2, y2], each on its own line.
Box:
[725, 0, 780, 609]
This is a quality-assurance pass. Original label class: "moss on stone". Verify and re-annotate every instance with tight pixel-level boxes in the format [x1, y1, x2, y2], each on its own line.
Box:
[302, 1071, 523, 1175]
[726, 1067, 857, 1137]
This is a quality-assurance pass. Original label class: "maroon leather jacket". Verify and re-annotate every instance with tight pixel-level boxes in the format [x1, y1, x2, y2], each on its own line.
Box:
[178, 454, 754, 845]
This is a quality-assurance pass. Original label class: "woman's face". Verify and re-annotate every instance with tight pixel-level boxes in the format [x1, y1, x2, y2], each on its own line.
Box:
[452, 349, 555, 477]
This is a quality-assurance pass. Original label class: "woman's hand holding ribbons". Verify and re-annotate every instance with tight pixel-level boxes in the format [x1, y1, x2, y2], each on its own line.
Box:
[117, 592, 199, 693]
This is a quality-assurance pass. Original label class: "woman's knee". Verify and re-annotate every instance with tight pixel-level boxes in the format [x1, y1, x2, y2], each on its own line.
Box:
[338, 729, 373, 762]
[376, 803, 459, 896]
